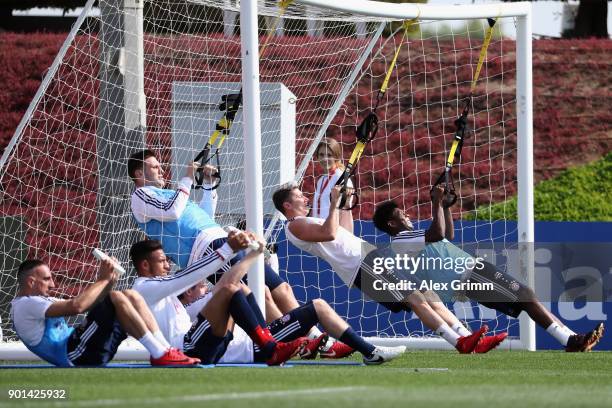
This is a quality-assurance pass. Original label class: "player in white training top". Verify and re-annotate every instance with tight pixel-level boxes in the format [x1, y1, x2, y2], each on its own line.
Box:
[143, 241, 405, 365]
[129, 232, 310, 365]
[273, 183, 506, 354]
[373, 197, 605, 352]
[10, 258, 198, 367]
[127, 149, 300, 316]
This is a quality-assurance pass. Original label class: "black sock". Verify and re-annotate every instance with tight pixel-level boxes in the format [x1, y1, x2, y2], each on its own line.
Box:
[339, 327, 376, 357]
[245, 292, 267, 327]
[229, 291, 277, 357]
[229, 291, 263, 335]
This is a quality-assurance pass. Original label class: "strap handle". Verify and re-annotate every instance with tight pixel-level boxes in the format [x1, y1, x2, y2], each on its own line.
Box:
[193, 145, 221, 191]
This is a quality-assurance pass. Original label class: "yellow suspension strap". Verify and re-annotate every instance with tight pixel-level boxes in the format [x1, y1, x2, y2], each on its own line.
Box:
[432, 18, 497, 207]
[193, 0, 294, 190]
[335, 19, 417, 209]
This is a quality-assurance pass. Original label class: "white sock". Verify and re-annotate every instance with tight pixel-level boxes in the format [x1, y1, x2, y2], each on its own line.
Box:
[308, 326, 323, 339]
[153, 330, 171, 349]
[436, 323, 460, 346]
[451, 322, 472, 337]
[557, 323, 576, 337]
[139, 332, 167, 359]
[559, 325, 577, 338]
[546, 322, 571, 346]
[308, 326, 335, 350]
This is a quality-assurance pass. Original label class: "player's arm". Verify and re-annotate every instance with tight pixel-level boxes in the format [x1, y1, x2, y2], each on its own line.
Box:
[45, 259, 117, 317]
[338, 182, 354, 234]
[136, 232, 250, 301]
[288, 186, 343, 242]
[425, 185, 445, 243]
[131, 176, 192, 223]
[198, 164, 219, 218]
[443, 203, 455, 241]
[339, 208, 354, 234]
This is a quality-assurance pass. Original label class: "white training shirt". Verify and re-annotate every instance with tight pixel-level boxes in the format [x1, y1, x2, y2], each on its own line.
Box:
[184, 293, 255, 363]
[10, 296, 58, 347]
[131, 244, 234, 350]
[285, 216, 363, 287]
[312, 168, 353, 219]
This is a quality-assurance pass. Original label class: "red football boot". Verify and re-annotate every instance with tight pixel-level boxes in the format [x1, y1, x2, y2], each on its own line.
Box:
[456, 325, 488, 354]
[150, 348, 201, 366]
[299, 333, 329, 360]
[320, 341, 355, 359]
[474, 332, 508, 353]
[266, 337, 309, 366]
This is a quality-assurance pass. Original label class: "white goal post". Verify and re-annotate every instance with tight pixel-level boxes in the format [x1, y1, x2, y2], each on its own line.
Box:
[276, 0, 535, 350]
[0, 0, 534, 360]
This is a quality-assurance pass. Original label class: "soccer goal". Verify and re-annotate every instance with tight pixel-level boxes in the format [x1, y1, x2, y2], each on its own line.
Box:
[0, 0, 534, 359]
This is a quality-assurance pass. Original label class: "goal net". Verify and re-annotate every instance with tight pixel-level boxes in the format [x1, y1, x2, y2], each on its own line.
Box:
[0, 0, 533, 353]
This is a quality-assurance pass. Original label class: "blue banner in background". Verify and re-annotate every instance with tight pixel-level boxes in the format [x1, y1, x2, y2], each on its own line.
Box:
[275, 221, 610, 350]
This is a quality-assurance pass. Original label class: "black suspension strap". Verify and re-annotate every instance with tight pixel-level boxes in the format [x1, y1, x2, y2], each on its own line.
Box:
[192, 0, 293, 190]
[334, 19, 417, 210]
[193, 92, 242, 190]
[432, 18, 497, 208]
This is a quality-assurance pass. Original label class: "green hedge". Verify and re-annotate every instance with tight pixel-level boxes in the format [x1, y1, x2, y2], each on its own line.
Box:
[465, 152, 612, 221]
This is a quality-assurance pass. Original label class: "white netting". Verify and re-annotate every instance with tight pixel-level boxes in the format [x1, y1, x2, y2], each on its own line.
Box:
[0, 0, 522, 344]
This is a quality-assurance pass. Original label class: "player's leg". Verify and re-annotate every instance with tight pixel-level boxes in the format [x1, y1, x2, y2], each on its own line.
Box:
[211, 253, 281, 339]
[355, 263, 487, 354]
[266, 272, 299, 314]
[466, 261, 604, 351]
[264, 299, 405, 364]
[423, 290, 471, 336]
[66, 292, 193, 366]
[182, 281, 236, 364]
[311, 298, 394, 361]
[66, 294, 127, 366]
[420, 289, 507, 352]
[109, 291, 161, 341]
[108, 291, 198, 365]
[264, 286, 284, 322]
[121, 289, 172, 349]
[201, 282, 237, 336]
[201, 271, 306, 365]
[261, 264, 332, 344]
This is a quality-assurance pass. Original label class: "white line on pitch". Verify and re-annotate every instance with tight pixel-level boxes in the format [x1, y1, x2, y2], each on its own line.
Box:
[16, 386, 373, 408]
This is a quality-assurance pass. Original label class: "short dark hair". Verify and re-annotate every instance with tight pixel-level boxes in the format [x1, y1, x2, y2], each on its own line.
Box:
[127, 149, 157, 181]
[372, 200, 399, 234]
[272, 184, 297, 215]
[130, 239, 163, 270]
[17, 259, 46, 288]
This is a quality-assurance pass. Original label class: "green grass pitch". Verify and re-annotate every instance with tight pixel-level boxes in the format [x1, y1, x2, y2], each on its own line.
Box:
[1, 351, 611, 408]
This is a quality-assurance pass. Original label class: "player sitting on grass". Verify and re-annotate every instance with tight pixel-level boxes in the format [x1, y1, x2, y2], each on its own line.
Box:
[126, 150, 338, 349]
[372, 194, 605, 352]
[10, 258, 198, 367]
[273, 183, 505, 354]
[230, 218, 355, 359]
[181, 278, 407, 364]
[137, 240, 406, 365]
[129, 232, 311, 365]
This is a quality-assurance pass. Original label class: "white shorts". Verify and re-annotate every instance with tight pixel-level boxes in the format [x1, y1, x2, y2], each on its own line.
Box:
[188, 226, 228, 265]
